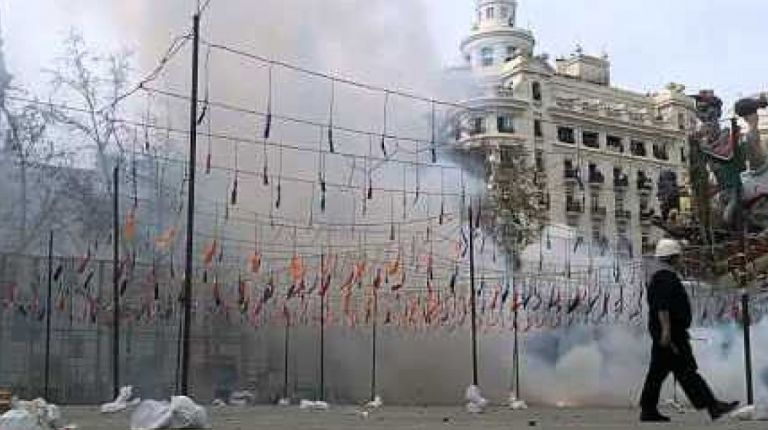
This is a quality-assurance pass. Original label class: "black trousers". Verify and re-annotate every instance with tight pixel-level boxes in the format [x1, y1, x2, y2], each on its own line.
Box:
[640, 339, 717, 411]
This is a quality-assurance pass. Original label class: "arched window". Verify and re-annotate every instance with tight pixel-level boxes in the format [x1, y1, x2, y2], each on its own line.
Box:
[481, 47, 494, 67]
[532, 81, 542, 101]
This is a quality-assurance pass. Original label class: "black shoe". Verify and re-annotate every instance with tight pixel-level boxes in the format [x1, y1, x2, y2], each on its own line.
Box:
[708, 401, 739, 421]
[640, 411, 671, 422]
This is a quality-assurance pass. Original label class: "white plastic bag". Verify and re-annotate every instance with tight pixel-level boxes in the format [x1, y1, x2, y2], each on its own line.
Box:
[227, 391, 253, 406]
[0, 398, 68, 430]
[299, 400, 329, 411]
[168, 396, 210, 429]
[508, 393, 528, 410]
[130, 400, 172, 430]
[101, 386, 139, 414]
[131, 396, 209, 429]
[0, 409, 41, 430]
[731, 403, 768, 421]
[465, 385, 487, 413]
[365, 396, 382, 410]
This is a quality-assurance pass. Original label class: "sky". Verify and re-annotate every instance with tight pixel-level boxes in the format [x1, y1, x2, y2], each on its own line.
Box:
[2, 0, 768, 105]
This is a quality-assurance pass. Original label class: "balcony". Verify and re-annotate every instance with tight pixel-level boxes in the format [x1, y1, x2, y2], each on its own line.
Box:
[566, 200, 584, 215]
[607, 136, 624, 153]
[588, 172, 605, 187]
[564, 168, 579, 182]
[591, 206, 607, 219]
[615, 209, 632, 221]
[640, 209, 655, 224]
[583, 132, 600, 149]
[630, 141, 648, 157]
[653, 145, 669, 161]
[614, 177, 629, 189]
[637, 178, 653, 194]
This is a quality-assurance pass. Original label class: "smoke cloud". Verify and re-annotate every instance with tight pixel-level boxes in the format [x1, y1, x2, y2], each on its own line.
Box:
[20, 0, 766, 407]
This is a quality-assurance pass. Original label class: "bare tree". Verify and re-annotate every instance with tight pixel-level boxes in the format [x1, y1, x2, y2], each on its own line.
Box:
[47, 31, 132, 189]
[0, 83, 83, 253]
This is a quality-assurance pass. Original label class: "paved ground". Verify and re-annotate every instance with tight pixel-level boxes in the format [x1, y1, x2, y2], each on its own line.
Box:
[58, 405, 765, 429]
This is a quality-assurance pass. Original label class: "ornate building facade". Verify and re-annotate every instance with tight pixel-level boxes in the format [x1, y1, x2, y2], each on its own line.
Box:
[454, 0, 695, 258]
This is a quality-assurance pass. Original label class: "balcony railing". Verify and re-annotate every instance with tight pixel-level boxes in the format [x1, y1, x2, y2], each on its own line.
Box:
[591, 206, 607, 218]
[566, 200, 584, 214]
[640, 209, 654, 223]
[588, 173, 605, 186]
[615, 209, 632, 221]
[638, 178, 653, 192]
[653, 146, 669, 161]
[564, 168, 579, 181]
[614, 177, 629, 189]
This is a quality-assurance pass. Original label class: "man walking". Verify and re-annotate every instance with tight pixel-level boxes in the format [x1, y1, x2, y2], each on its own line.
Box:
[639, 239, 739, 422]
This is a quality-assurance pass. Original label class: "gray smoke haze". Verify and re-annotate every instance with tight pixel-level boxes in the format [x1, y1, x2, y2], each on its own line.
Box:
[46, 0, 767, 407]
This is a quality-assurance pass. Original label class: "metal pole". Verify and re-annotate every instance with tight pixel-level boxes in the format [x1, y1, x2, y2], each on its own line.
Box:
[318, 252, 325, 401]
[283, 319, 290, 400]
[469, 203, 478, 386]
[371, 292, 378, 401]
[112, 164, 120, 400]
[731, 117, 754, 406]
[319, 288, 325, 401]
[742, 293, 754, 405]
[174, 300, 183, 394]
[509, 248, 520, 397]
[181, 10, 201, 396]
[44, 230, 53, 400]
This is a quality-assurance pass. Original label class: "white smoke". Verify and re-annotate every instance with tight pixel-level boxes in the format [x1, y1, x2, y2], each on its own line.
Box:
[22, 0, 768, 407]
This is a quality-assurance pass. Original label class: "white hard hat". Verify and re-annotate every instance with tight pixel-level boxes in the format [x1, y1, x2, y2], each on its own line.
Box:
[655, 238, 682, 258]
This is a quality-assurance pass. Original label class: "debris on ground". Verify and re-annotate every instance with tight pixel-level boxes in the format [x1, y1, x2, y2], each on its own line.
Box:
[101, 386, 141, 414]
[731, 404, 768, 421]
[298, 400, 329, 411]
[227, 391, 254, 407]
[464, 385, 487, 414]
[130, 396, 210, 430]
[662, 398, 686, 414]
[508, 393, 528, 410]
[0, 398, 75, 430]
[364, 396, 383, 410]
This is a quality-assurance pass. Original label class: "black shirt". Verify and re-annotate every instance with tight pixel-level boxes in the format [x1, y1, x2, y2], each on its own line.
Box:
[647, 269, 692, 341]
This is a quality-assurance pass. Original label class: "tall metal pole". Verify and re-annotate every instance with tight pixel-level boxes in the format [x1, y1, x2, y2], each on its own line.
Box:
[468, 204, 478, 386]
[319, 288, 325, 401]
[318, 252, 325, 401]
[508, 246, 520, 397]
[44, 230, 53, 400]
[742, 293, 754, 405]
[731, 117, 754, 405]
[283, 319, 290, 400]
[112, 164, 120, 400]
[370, 291, 378, 401]
[181, 10, 201, 396]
